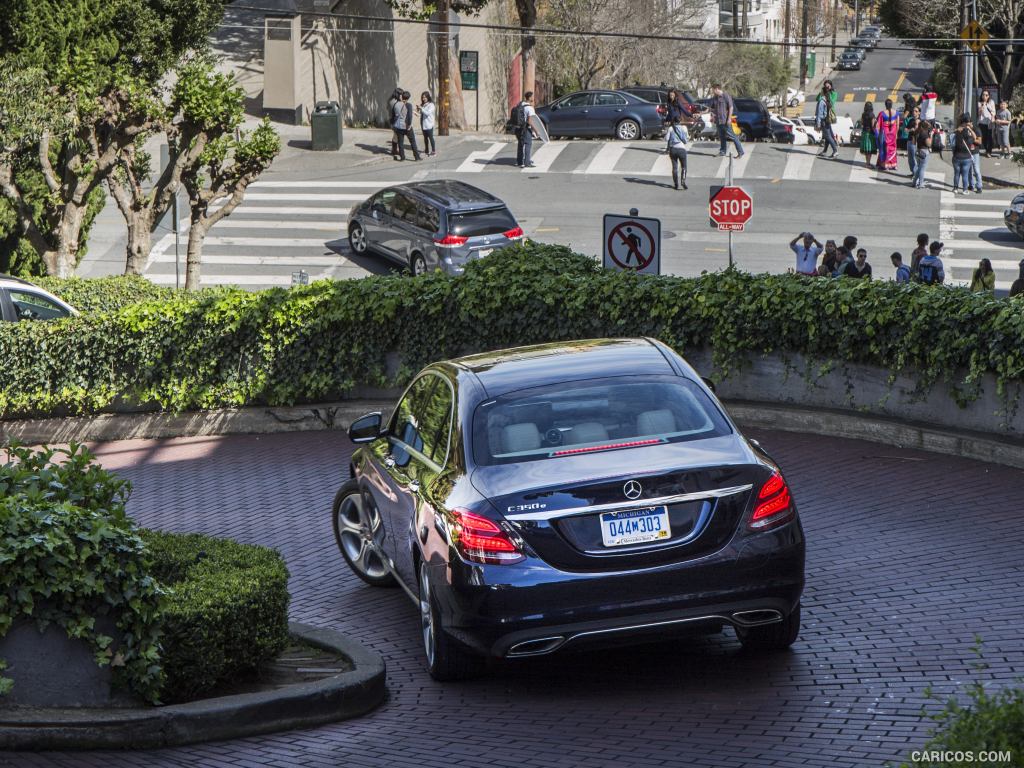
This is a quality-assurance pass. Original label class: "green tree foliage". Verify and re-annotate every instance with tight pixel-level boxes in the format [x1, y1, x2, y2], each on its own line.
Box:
[691, 44, 791, 98]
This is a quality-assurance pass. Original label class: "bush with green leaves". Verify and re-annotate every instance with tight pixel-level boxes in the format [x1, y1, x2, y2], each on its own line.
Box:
[1, 244, 1023, 421]
[141, 530, 290, 704]
[32, 275, 178, 314]
[0, 445, 163, 702]
[894, 641, 1024, 767]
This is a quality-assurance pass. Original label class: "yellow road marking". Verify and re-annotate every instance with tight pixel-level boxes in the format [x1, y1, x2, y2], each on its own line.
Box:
[889, 70, 908, 102]
[705, 248, 727, 253]
[866, 93, 877, 103]
[534, 226, 560, 232]
[843, 93, 854, 102]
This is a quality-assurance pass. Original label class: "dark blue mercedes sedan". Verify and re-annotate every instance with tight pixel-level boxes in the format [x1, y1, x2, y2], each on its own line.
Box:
[333, 339, 805, 680]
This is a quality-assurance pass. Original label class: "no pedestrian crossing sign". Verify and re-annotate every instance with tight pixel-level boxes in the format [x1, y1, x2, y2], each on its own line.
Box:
[602, 213, 661, 275]
[708, 185, 753, 231]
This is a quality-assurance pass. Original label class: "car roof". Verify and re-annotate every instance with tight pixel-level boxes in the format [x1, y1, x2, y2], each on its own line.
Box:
[451, 338, 676, 398]
[0, 273, 35, 287]
[392, 180, 504, 210]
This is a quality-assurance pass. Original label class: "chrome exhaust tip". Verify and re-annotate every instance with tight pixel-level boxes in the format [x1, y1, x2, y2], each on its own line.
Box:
[506, 636, 566, 657]
[731, 609, 783, 627]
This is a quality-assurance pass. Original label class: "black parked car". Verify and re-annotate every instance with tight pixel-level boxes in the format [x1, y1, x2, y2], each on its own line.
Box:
[535, 90, 666, 140]
[333, 338, 806, 680]
[837, 52, 862, 71]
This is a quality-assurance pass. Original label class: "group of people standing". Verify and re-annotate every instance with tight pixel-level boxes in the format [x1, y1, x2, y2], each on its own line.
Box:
[388, 88, 437, 162]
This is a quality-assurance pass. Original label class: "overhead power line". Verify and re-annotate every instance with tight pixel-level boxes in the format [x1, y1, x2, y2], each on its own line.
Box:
[227, 4, 992, 54]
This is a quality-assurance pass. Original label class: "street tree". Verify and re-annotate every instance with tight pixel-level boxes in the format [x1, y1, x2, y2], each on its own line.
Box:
[181, 120, 281, 290]
[689, 44, 791, 99]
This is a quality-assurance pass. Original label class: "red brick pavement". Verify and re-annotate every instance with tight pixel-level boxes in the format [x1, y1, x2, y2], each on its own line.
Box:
[3, 429, 1024, 768]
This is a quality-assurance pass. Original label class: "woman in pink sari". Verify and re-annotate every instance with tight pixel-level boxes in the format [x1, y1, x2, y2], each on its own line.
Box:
[875, 98, 899, 169]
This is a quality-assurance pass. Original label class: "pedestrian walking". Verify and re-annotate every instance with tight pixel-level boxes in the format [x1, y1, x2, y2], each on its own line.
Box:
[917, 241, 946, 284]
[859, 102, 877, 166]
[1010, 258, 1024, 297]
[844, 248, 872, 278]
[666, 88, 693, 124]
[905, 106, 921, 177]
[911, 120, 932, 189]
[970, 258, 996, 292]
[919, 83, 938, 122]
[876, 99, 899, 170]
[816, 81, 839, 157]
[910, 233, 929, 275]
[970, 119, 984, 193]
[790, 231, 823, 275]
[665, 117, 689, 190]
[891, 252, 912, 283]
[710, 84, 744, 158]
[952, 114, 976, 194]
[514, 91, 540, 168]
[387, 87, 403, 157]
[995, 100, 1012, 157]
[978, 91, 996, 156]
[417, 91, 437, 156]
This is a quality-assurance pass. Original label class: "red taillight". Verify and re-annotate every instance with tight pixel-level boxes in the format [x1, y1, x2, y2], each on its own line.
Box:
[452, 509, 523, 564]
[434, 234, 468, 247]
[552, 438, 662, 457]
[784, 124, 793, 132]
[657, 105, 667, 115]
[502, 226, 524, 240]
[749, 471, 793, 529]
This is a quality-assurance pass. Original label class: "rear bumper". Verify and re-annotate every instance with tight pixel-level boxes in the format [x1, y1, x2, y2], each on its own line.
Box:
[432, 520, 805, 658]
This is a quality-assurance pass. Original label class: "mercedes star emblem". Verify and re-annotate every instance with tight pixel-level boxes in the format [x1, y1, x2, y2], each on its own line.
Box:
[623, 480, 643, 500]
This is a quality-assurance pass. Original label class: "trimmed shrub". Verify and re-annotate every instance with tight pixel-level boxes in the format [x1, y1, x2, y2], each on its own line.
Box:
[142, 530, 290, 703]
[33, 275, 178, 314]
[0, 446, 163, 703]
[2, 243, 1023, 420]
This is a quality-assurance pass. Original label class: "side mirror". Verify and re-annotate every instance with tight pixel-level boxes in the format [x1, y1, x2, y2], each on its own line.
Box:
[348, 412, 383, 444]
[701, 377, 717, 394]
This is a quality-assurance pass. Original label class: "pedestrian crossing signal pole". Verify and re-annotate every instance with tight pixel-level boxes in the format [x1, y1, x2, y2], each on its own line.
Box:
[438, 0, 451, 136]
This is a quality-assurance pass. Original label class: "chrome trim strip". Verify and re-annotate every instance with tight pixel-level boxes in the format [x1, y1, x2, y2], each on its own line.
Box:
[561, 614, 731, 649]
[506, 636, 567, 658]
[503, 484, 753, 522]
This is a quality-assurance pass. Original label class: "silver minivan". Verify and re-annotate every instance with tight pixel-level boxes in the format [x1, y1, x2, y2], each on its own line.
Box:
[347, 180, 524, 275]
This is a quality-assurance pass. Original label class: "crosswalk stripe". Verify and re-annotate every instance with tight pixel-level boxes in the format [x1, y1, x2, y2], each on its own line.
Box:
[525, 140, 568, 172]
[848, 165, 879, 184]
[457, 141, 505, 172]
[250, 181, 384, 188]
[939, 195, 1008, 206]
[199, 236, 331, 247]
[209, 220, 341, 230]
[731, 145, 756, 178]
[782, 148, 815, 180]
[147, 274, 308, 286]
[221, 206, 352, 215]
[244, 193, 368, 201]
[942, 237, 1022, 251]
[578, 142, 629, 174]
[939, 223, 1005, 234]
[149, 253, 346, 266]
[940, 210, 1004, 219]
[649, 152, 671, 178]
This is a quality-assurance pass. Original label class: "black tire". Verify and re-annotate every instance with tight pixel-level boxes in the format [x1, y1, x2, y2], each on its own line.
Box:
[419, 560, 484, 681]
[737, 603, 800, 651]
[348, 222, 368, 254]
[410, 252, 428, 276]
[332, 480, 395, 587]
[616, 119, 641, 141]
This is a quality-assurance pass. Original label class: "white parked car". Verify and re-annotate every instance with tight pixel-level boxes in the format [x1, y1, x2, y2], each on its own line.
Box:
[764, 88, 806, 109]
[770, 114, 816, 145]
[798, 114, 855, 146]
[0, 275, 78, 322]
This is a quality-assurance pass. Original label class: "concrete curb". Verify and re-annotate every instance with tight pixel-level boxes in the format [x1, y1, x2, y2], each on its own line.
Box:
[0, 622, 386, 750]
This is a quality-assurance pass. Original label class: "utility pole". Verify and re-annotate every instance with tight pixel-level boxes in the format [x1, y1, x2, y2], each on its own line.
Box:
[783, 0, 791, 63]
[437, 0, 451, 136]
[854, 0, 860, 36]
[799, 0, 809, 87]
[830, 0, 838, 62]
[733, 0, 740, 37]
[742, 0, 748, 37]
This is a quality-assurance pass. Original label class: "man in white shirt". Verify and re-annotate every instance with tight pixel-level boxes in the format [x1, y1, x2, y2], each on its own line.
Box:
[516, 91, 540, 168]
[920, 84, 937, 121]
[789, 232, 823, 276]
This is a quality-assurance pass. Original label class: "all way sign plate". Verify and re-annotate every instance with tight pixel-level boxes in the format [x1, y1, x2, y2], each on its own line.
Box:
[603, 214, 661, 275]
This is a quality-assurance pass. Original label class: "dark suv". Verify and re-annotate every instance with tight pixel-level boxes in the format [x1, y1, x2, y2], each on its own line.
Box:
[698, 96, 772, 140]
[347, 180, 524, 276]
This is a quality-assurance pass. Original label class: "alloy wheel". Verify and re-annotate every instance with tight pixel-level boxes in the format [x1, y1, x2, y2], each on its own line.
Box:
[349, 223, 368, 254]
[617, 120, 640, 141]
[419, 561, 435, 667]
[335, 491, 389, 580]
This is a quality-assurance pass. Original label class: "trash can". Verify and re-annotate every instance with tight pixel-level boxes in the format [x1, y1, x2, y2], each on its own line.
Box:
[311, 100, 342, 150]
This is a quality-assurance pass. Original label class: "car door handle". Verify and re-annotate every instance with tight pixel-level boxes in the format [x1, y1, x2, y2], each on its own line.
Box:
[581, 110, 589, 114]
[384, 455, 396, 468]
[615, 109, 623, 112]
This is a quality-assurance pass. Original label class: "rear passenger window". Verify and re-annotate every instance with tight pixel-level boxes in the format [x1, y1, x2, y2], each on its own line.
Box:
[417, 203, 440, 233]
[392, 193, 418, 223]
[595, 93, 627, 106]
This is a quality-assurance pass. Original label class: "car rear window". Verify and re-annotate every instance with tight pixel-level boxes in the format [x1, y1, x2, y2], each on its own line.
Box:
[472, 376, 732, 466]
[447, 207, 517, 237]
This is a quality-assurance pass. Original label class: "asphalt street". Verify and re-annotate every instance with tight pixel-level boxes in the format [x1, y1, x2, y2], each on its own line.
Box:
[79, 39, 1024, 291]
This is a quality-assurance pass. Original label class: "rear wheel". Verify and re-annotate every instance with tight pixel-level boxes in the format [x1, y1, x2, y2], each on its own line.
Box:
[332, 481, 395, 587]
[419, 560, 484, 681]
[348, 222, 368, 254]
[616, 119, 640, 141]
[410, 252, 428, 276]
[737, 603, 800, 651]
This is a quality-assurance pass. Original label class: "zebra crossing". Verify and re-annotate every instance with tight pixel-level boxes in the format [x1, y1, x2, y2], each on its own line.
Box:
[453, 138, 952, 186]
[938, 191, 1022, 290]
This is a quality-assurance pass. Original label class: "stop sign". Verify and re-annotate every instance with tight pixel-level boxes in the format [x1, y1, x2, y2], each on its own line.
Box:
[708, 186, 753, 231]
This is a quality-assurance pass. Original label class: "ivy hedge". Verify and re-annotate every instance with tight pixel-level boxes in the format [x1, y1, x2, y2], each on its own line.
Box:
[0, 445, 291, 705]
[2, 244, 1023, 420]
[34, 275, 178, 314]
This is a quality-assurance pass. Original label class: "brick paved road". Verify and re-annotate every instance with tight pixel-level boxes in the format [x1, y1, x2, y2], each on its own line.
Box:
[5, 429, 1024, 768]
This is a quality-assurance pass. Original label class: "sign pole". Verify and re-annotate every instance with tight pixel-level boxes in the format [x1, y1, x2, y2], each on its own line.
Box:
[727, 156, 734, 268]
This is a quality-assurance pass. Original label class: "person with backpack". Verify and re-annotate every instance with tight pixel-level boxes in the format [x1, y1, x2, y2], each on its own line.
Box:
[952, 114, 976, 194]
[916, 241, 945, 284]
[665, 117, 690, 190]
[513, 91, 540, 168]
[890, 252, 911, 283]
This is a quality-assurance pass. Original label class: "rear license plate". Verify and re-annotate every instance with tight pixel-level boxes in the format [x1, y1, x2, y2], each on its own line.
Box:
[477, 248, 494, 258]
[600, 506, 671, 547]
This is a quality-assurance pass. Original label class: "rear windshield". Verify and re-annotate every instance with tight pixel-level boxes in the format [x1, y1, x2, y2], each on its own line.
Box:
[472, 376, 732, 466]
[447, 207, 517, 237]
